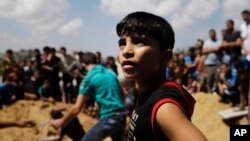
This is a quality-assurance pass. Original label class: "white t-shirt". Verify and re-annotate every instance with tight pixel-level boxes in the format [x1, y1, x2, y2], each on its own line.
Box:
[203, 39, 221, 65]
[240, 22, 250, 52]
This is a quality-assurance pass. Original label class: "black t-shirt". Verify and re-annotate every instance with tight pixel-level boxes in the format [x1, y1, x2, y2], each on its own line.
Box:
[223, 31, 241, 56]
[127, 82, 195, 141]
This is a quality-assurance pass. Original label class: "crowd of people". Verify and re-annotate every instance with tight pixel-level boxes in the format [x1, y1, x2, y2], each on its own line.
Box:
[0, 9, 249, 141]
[0, 47, 121, 104]
[166, 10, 250, 110]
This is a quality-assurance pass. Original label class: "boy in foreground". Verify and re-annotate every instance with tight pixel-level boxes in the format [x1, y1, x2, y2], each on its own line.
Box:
[117, 11, 207, 141]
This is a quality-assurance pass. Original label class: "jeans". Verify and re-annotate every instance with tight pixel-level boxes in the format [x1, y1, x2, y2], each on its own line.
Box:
[81, 113, 126, 141]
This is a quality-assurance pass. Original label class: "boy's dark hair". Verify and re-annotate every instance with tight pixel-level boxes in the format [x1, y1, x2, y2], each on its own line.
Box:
[116, 11, 175, 50]
[82, 52, 97, 65]
[6, 49, 13, 54]
[241, 10, 250, 15]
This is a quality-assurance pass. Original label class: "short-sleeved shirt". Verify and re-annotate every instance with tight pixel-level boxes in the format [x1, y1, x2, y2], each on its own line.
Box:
[127, 82, 195, 141]
[79, 65, 124, 118]
[223, 31, 242, 56]
[240, 22, 250, 51]
[184, 56, 196, 79]
[203, 39, 221, 65]
[224, 68, 238, 95]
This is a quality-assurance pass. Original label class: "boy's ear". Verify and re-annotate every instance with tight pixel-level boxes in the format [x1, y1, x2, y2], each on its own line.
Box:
[163, 49, 173, 63]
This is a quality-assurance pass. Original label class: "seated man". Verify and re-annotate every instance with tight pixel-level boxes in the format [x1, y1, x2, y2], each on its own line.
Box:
[214, 63, 239, 106]
[38, 79, 55, 103]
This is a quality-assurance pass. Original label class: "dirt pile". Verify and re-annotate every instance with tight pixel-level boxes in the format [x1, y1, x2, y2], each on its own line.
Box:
[0, 93, 248, 141]
[0, 101, 97, 141]
[192, 93, 248, 141]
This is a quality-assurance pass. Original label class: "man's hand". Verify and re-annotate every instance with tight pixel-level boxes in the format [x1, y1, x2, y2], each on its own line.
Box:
[51, 118, 64, 129]
[17, 120, 36, 127]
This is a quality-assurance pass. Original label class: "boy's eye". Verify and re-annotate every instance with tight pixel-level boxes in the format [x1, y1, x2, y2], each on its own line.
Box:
[118, 39, 126, 47]
[132, 38, 149, 46]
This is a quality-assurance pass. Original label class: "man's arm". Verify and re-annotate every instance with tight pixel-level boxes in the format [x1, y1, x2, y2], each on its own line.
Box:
[156, 103, 207, 141]
[220, 38, 243, 48]
[0, 120, 35, 128]
[202, 46, 220, 54]
[51, 94, 85, 129]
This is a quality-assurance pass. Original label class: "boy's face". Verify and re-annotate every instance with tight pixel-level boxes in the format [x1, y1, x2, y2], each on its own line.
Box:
[118, 35, 168, 80]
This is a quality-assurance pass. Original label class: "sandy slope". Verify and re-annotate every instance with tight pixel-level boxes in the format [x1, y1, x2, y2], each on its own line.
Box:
[0, 93, 248, 141]
[192, 92, 248, 141]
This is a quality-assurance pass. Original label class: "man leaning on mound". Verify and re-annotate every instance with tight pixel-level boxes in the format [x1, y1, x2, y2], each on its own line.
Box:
[116, 11, 207, 141]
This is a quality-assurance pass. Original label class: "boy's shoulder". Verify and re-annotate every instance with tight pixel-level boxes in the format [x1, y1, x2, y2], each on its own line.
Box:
[157, 82, 195, 117]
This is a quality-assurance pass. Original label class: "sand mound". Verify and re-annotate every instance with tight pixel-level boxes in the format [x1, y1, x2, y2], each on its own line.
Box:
[0, 93, 248, 141]
[0, 101, 97, 141]
[192, 92, 248, 141]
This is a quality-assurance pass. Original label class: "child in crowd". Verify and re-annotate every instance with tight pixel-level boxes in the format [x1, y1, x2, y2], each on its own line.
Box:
[213, 63, 239, 106]
[186, 74, 198, 94]
[116, 11, 207, 140]
[38, 79, 55, 103]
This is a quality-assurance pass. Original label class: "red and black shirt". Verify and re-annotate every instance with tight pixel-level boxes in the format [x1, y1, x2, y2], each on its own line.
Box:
[127, 82, 196, 141]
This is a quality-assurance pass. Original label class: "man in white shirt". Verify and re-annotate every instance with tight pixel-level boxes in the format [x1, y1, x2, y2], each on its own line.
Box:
[203, 29, 221, 93]
[240, 10, 250, 59]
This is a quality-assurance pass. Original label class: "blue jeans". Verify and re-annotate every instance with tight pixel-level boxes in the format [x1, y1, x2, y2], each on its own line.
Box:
[81, 113, 126, 141]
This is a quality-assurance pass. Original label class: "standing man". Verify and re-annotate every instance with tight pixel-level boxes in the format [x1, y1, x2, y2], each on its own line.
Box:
[203, 29, 221, 93]
[2, 49, 17, 82]
[221, 19, 243, 64]
[58, 47, 75, 70]
[51, 52, 126, 141]
[240, 10, 250, 113]
[240, 10, 250, 56]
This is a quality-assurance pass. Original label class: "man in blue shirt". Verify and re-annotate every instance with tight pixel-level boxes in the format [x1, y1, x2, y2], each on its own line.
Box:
[216, 63, 239, 106]
[51, 52, 126, 141]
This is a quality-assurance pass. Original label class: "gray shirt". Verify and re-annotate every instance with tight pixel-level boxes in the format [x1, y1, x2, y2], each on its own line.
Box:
[203, 39, 221, 65]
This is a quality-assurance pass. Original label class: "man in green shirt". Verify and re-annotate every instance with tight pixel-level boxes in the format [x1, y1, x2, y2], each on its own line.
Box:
[51, 52, 126, 141]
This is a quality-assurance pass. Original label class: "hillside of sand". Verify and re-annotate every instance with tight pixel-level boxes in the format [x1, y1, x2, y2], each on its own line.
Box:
[0, 93, 248, 141]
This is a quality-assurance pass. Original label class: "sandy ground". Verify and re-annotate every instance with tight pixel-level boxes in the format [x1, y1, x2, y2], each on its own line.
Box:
[192, 92, 248, 141]
[0, 93, 248, 141]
